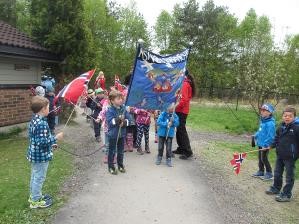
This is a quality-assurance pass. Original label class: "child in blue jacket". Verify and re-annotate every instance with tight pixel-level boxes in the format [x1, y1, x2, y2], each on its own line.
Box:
[252, 103, 276, 180]
[106, 90, 130, 175]
[156, 104, 179, 167]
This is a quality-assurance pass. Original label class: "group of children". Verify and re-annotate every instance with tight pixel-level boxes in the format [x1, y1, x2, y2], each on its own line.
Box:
[26, 70, 299, 209]
[84, 85, 180, 173]
[252, 103, 299, 202]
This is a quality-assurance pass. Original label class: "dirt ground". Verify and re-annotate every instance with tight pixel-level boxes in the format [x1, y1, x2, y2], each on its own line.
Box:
[51, 109, 299, 224]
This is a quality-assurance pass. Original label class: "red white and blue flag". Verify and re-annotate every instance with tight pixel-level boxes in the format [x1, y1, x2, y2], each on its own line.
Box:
[54, 69, 95, 105]
[230, 152, 247, 175]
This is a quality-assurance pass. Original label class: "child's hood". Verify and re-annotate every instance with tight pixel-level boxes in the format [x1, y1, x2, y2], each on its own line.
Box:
[294, 117, 299, 125]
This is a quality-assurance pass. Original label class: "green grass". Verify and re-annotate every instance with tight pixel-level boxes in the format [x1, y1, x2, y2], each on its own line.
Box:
[0, 137, 73, 224]
[187, 104, 259, 134]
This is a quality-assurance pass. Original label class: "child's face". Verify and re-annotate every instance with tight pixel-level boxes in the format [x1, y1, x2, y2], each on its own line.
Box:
[168, 107, 174, 113]
[40, 104, 49, 116]
[260, 109, 271, 118]
[111, 96, 123, 107]
[283, 112, 295, 125]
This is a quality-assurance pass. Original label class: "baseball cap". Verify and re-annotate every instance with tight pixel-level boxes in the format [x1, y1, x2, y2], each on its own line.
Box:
[260, 103, 275, 114]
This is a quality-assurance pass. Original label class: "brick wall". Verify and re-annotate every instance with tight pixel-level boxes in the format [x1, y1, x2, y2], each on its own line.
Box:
[0, 88, 32, 127]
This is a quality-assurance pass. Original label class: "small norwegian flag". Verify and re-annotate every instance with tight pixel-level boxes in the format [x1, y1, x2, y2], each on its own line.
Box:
[54, 69, 95, 105]
[230, 152, 247, 175]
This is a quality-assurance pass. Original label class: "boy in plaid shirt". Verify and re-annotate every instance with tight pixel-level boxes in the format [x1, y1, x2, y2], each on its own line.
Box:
[27, 96, 63, 208]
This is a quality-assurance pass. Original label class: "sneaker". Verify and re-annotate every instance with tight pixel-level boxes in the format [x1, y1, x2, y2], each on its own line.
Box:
[108, 167, 118, 175]
[128, 146, 134, 152]
[252, 171, 264, 178]
[265, 186, 280, 195]
[275, 193, 292, 202]
[118, 165, 126, 173]
[95, 136, 101, 142]
[137, 148, 144, 155]
[154, 134, 158, 143]
[145, 146, 150, 154]
[260, 172, 273, 181]
[28, 194, 52, 203]
[156, 156, 162, 165]
[30, 198, 52, 209]
[166, 158, 172, 167]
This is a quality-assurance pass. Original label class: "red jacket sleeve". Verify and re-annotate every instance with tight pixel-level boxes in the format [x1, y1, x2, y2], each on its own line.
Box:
[176, 81, 191, 113]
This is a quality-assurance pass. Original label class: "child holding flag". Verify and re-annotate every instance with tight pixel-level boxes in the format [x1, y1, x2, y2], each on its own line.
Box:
[106, 90, 130, 175]
[156, 104, 179, 167]
[27, 96, 63, 208]
[252, 103, 276, 180]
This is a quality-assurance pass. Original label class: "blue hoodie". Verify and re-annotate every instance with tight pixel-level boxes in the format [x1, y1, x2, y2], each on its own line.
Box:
[255, 116, 276, 148]
[157, 112, 179, 138]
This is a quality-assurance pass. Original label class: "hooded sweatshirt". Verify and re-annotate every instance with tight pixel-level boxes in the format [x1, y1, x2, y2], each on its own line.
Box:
[255, 116, 276, 148]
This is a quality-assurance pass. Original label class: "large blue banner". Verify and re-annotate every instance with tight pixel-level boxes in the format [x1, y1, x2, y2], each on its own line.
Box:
[126, 48, 190, 111]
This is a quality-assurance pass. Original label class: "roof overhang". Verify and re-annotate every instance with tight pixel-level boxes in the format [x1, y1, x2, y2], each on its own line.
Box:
[0, 44, 62, 63]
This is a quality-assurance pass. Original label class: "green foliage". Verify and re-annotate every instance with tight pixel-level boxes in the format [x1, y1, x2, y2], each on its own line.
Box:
[0, 0, 17, 26]
[0, 137, 73, 224]
[154, 10, 173, 52]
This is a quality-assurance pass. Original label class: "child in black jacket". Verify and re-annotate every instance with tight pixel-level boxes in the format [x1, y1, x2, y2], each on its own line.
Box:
[266, 106, 299, 202]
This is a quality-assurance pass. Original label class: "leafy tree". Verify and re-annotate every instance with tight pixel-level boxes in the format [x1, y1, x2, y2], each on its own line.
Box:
[154, 10, 173, 52]
[235, 9, 289, 114]
[0, 0, 17, 26]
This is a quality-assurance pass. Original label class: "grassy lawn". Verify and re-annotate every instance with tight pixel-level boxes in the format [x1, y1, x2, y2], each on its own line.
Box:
[0, 136, 73, 224]
[187, 104, 259, 134]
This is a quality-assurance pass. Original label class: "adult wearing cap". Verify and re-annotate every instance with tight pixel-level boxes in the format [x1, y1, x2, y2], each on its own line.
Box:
[173, 70, 196, 160]
[91, 88, 105, 142]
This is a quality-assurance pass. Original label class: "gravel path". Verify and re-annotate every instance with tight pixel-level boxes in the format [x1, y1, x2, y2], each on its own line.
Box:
[51, 109, 275, 224]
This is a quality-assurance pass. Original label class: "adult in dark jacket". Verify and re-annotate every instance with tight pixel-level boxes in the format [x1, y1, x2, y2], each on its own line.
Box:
[173, 70, 196, 160]
[266, 107, 299, 202]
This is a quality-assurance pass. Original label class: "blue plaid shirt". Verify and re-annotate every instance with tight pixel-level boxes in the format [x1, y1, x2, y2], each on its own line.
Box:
[27, 114, 56, 162]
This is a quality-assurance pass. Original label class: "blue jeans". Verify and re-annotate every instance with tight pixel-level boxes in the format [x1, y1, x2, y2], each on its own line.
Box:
[30, 161, 49, 201]
[108, 137, 124, 168]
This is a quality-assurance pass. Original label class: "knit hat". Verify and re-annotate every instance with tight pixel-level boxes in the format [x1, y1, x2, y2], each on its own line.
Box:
[35, 86, 45, 97]
[260, 103, 275, 114]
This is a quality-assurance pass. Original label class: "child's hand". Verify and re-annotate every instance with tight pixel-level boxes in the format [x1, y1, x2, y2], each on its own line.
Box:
[56, 132, 64, 141]
[95, 118, 101, 123]
[52, 144, 58, 150]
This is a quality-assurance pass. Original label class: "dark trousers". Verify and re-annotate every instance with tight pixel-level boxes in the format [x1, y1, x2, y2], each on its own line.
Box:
[258, 148, 272, 173]
[47, 115, 56, 131]
[158, 137, 173, 159]
[136, 124, 150, 148]
[108, 137, 124, 168]
[273, 157, 297, 197]
[176, 112, 192, 156]
[93, 120, 101, 137]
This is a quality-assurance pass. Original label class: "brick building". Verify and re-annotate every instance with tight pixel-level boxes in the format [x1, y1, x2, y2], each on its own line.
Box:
[0, 20, 60, 128]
